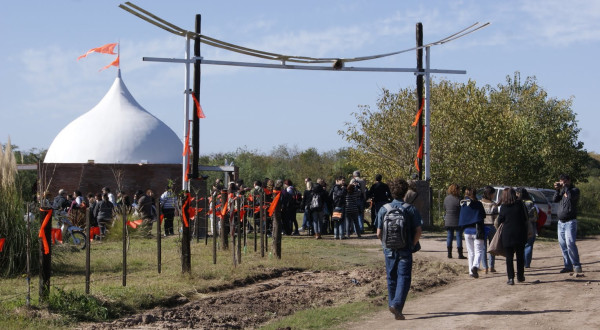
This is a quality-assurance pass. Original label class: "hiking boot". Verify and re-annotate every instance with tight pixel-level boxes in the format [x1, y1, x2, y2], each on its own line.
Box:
[559, 268, 573, 273]
[389, 306, 405, 320]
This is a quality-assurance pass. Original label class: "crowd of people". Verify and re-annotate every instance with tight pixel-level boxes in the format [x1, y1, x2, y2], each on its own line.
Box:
[47, 186, 178, 238]
[443, 174, 583, 286]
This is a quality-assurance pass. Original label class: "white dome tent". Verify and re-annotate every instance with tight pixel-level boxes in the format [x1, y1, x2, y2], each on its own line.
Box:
[45, 72, 182, 164]
[41, 71, 183, 196]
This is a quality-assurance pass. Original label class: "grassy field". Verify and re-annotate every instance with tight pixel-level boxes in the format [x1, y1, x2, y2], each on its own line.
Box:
[1, 213, 598, 329]
[0, 215, 384, 329]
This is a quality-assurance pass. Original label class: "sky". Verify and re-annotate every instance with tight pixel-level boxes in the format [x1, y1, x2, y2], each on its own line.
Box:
[1, 0, 600, 157]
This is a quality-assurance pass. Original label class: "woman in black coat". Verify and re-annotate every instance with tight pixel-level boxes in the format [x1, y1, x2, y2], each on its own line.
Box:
[497, 187, 528, 285]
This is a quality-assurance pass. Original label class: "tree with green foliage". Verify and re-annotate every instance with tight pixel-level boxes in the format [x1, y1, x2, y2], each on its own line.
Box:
[340, 72, 589, 191]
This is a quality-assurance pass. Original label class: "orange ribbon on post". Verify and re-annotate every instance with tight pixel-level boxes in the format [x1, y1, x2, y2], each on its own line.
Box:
[0, 238, 5, 252]
[412, 98, 426, 172]
[190, 92, 206, 118]
[181, 193, 191, 227]
[38, 208, 53, 255]
[268, 191, 281, 217]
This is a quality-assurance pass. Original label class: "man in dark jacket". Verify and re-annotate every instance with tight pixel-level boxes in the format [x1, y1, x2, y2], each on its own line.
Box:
[552, 174, 582, 274]
[368, 174, 391, 229]
[52, 189, 70, 211]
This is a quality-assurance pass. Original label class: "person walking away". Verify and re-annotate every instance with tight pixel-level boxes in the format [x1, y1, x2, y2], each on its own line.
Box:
[458, 187, 486, 278]
[444, 184, 466, 259]
[94, 193, 114, 236]
[345, 183, 362, 238]
[301, 180, 314, 236]
[516, 187, 538, 268]
[481, 186, 499, 273]
[553, 174, 583, 274]
[160, 186, 177, 236]
[330, 176, 347, 239]
[368, 174, 391, 229]
[310, 181, 327, 239]
[497, 188, 528, 285]
[376, 178, 422, 321]
[135, 190, 154, 237]
[350, 171, 367, 233]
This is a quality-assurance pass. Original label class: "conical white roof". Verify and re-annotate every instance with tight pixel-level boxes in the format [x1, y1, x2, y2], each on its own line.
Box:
[44, 73, 182, 164]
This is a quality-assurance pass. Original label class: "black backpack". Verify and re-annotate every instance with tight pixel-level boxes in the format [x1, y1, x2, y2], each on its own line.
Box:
[310, 192, 323, 211]
[381, 203, 411, 250]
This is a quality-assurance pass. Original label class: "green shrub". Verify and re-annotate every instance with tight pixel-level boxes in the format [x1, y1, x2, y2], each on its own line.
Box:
[48, 287, 114, 321]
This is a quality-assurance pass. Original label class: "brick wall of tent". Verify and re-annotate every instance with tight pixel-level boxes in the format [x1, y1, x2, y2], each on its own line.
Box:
[39, 163, 182, 199]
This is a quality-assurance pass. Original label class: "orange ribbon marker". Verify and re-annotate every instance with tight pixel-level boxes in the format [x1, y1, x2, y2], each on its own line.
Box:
[181, 193, 191, 227]
[38, 208, 53, 255]
[268, 191, 281, 217]
[0, 238, 5, 252]
[51, 228, 63, 244]
[190, 92, 206, 118]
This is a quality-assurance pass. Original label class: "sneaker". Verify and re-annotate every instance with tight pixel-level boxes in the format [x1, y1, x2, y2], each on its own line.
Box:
[471, 267, 479, 278]
[389, 306, 405, 320]
[507, 278, 514, 285]
[559, 268, 574, 273]
[574, 266, 583, 274]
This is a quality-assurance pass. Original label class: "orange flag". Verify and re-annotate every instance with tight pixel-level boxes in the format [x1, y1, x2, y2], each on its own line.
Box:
[78, 43, 118, 60]
[190, 93, 206, 118]
[99, 56, 119, 71]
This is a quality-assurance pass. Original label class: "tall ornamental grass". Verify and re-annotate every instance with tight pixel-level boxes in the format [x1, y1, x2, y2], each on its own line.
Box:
[0, 139, 39, 277]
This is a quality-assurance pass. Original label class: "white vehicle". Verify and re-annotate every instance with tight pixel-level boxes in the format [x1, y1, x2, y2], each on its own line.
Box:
[478, 186, 552, 227]
[537, 188, 559, 225]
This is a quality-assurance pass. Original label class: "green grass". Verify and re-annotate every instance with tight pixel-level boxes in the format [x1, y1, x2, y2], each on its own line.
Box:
[262, 300, 381, 330]
[0, 216, 383, 328]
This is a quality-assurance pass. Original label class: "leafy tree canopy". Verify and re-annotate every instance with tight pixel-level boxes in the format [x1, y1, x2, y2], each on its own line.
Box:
[339, 72, 589, 191]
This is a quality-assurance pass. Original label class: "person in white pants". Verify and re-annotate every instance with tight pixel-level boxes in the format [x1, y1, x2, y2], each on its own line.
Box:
[458, 187, 486, 278]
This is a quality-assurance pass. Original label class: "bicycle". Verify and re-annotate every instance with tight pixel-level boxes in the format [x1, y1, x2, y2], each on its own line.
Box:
[54, 210, 87, 250]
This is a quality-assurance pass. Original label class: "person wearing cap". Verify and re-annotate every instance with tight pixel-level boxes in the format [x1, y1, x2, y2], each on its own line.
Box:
[553, 174, 583, 274]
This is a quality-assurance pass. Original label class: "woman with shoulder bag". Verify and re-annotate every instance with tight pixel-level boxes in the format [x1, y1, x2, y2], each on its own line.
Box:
[497, 188, 528, 285]
[481, 186, 499, 273]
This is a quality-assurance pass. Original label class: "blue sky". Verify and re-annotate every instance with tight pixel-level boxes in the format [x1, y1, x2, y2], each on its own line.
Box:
[2, 0, 599, 156]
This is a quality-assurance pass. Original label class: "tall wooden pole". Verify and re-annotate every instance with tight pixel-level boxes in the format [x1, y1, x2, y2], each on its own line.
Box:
[156, 198, 162, 274]
[122, 205, 127, 286]
[220, 190, 229, 250]
[38, 208, 52, 302]
[182, 193, 191, 273]
[416, 22, 424, 180]
[192, 14, 201, 180]
[85, 208, 91, 294]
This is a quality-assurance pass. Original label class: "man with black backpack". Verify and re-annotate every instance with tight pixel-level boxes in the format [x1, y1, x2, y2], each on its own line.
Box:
[376, 178, 422, 321]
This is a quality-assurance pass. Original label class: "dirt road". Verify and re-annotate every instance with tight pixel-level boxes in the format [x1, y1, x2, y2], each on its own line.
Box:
[346, 233, 600, 329]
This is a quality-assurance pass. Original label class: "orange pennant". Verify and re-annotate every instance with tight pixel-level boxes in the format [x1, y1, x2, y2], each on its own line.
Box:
[190, 92, 206, 118]
[0, 238, 5, 252]
[38, 209, 53, 255]
[77, 43, 117, 60]
[99, 56, 119, 72]
[51, 228, 63, 244]
[268, 191, 281, 217]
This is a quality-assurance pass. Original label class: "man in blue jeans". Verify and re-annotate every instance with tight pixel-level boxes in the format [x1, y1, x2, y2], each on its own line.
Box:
[376, 178, 422, 321]
[553, 174, 582, 274]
